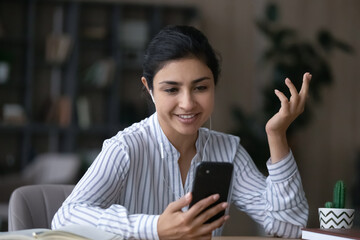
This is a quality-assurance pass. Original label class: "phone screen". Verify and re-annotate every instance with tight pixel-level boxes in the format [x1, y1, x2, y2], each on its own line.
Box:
[189, 162, 233, 223]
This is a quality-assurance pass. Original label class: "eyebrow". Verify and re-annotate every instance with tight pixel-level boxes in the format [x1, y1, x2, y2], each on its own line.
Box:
[159, 77, 211, 85]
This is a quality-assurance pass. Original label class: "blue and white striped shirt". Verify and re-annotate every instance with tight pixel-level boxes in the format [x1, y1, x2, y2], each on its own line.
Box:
[52, 113, 308, 239]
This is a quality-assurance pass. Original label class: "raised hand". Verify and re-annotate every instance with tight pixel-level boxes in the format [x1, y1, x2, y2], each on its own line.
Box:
[265, 72, 312, 163]
[157, 193, 229, 240]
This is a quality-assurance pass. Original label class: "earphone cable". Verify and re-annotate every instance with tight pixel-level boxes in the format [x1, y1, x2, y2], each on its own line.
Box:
[160, 116, 212, 200]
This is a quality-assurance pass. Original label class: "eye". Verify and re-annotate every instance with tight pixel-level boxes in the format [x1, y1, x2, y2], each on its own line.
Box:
[164, 88, 178, 94]
[195, 86, 208, 91]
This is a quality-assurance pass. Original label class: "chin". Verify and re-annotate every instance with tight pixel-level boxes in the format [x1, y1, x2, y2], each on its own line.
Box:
[176, 125, 201, 136]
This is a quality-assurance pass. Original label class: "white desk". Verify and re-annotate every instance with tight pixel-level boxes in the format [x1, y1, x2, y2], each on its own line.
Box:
[213, 237, 299, 240]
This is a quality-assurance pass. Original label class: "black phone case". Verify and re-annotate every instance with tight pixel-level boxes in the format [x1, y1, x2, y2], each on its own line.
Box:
[189, 162, 233, 223]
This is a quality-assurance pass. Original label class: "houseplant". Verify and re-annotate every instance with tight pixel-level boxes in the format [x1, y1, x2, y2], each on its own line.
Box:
[231, 3, 354, 173]
[319, 180, 355, 229]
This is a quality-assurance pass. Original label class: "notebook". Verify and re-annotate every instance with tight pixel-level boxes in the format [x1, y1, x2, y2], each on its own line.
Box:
[0, 225, 124, 240]
[302, 228, 360, 240]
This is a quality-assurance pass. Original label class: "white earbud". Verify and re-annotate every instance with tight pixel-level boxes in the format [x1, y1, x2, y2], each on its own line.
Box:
[202, 116, 212, 162]
[150, 90, 155, 104]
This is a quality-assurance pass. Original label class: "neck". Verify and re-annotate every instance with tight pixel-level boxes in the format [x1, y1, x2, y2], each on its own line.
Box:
[158, 119, 198, 155]
[169, 131, 198, 155]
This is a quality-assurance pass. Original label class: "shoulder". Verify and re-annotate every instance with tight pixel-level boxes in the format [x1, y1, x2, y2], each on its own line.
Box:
[201, 128, 240, 146]
[200, 128, 241, 162]
[103, 116, 154, 151]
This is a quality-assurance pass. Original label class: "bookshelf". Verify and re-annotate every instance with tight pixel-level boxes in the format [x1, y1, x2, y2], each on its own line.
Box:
[0, 0, 199, 173]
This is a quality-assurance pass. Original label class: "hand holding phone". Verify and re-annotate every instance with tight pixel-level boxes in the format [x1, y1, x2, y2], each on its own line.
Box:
[157, 191, 229, 239]
[189, 162, 233, 223]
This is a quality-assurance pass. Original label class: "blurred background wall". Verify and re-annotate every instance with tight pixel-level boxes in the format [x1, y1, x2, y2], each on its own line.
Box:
[187, 0, 360, 233]
[0, 0, 359, 235]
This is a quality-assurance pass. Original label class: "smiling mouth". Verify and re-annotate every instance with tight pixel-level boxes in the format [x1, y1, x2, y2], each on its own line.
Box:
[178, 114, 196, 119]
[175, 113, 200, 123]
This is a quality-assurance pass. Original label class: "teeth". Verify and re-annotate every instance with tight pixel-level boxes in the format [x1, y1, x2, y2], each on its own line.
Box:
[179, 114, 195, 119]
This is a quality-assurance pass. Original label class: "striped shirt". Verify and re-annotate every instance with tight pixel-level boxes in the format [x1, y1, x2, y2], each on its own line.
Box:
[52, 113, 308, 239]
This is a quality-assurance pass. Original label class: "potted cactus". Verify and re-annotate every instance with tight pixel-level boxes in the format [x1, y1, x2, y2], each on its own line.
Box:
[318, 180, 355, 229]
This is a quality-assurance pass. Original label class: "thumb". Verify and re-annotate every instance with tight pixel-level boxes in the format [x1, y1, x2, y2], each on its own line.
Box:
[167, 192, 192, 212]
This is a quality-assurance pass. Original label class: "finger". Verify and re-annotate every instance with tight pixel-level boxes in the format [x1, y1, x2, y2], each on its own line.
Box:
[285, 78, 299, 98]
[187, 194, 220, 218]
[274, 89, 290, 114]
[167, 192, 192, 213]
[194, 202, 229, 226]
[197, 214, 230, 236]
[274, 89, 288, 102]
[299, 72, 312, 99]
[207, 214, 230, 229]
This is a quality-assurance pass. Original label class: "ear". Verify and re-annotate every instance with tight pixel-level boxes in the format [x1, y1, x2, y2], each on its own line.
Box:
[142, 77, 155, 104]
[141, 77, 150, 93]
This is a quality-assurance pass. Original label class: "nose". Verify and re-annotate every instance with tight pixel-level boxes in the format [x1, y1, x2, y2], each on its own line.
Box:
[179, 91, 195, 110]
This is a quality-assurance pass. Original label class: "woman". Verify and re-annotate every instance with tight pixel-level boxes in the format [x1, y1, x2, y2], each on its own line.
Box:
[52, 25, 310, 239]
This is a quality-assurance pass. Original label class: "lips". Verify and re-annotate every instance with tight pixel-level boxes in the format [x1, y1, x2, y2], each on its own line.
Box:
[176, 113, 199, 123]
[178, 114, 195, 119]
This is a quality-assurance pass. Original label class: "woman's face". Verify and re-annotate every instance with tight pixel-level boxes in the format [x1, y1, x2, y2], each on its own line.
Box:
[144, 58, 215, 140]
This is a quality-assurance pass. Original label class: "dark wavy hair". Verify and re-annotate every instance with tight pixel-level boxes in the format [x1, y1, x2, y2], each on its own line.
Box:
[142, 25, 221, 90]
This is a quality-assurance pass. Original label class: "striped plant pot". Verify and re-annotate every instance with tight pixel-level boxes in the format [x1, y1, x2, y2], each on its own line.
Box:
[318, 208, 355, 229]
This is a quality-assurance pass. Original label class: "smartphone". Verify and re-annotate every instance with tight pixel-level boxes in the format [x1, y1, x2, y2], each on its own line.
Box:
[189, 162, 234, 223]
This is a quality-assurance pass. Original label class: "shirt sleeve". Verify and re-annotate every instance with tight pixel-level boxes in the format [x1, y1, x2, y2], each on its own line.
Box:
[51, 140, 160, 240]
[231, 144, 309, 238]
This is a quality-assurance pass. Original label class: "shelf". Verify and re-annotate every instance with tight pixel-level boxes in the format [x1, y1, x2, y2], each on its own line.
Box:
[77, 124, 124, 135]
[0, 82, 26, 89]
[0, 0, 199, 169]
[0, 123, 65, 133]
[0, 122, 124, 135]
[0, 38, 27, 46]
[0, 124, 26, 133]
[77, 85, 112, 93]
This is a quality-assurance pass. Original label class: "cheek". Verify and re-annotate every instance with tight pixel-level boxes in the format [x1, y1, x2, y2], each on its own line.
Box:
[155, 96, 175, 112]
[201, 92, 215, 109]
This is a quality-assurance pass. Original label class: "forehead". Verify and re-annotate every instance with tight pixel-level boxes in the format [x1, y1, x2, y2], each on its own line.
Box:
[153, 58, 213, 84]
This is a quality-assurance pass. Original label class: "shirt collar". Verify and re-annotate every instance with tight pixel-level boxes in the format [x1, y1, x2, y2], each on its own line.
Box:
[151, 113, 179, 161]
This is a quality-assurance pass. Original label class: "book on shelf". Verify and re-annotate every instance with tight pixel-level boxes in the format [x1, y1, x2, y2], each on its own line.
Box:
[2, 103, 26, 125]
[77, 96, 91, 129]
[83, 58, 115, 87]
[302, 227, 360, 240]
[45, 34, 72, 65]
[0, 224, 123, 240]
[44, 96, 72, 127]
